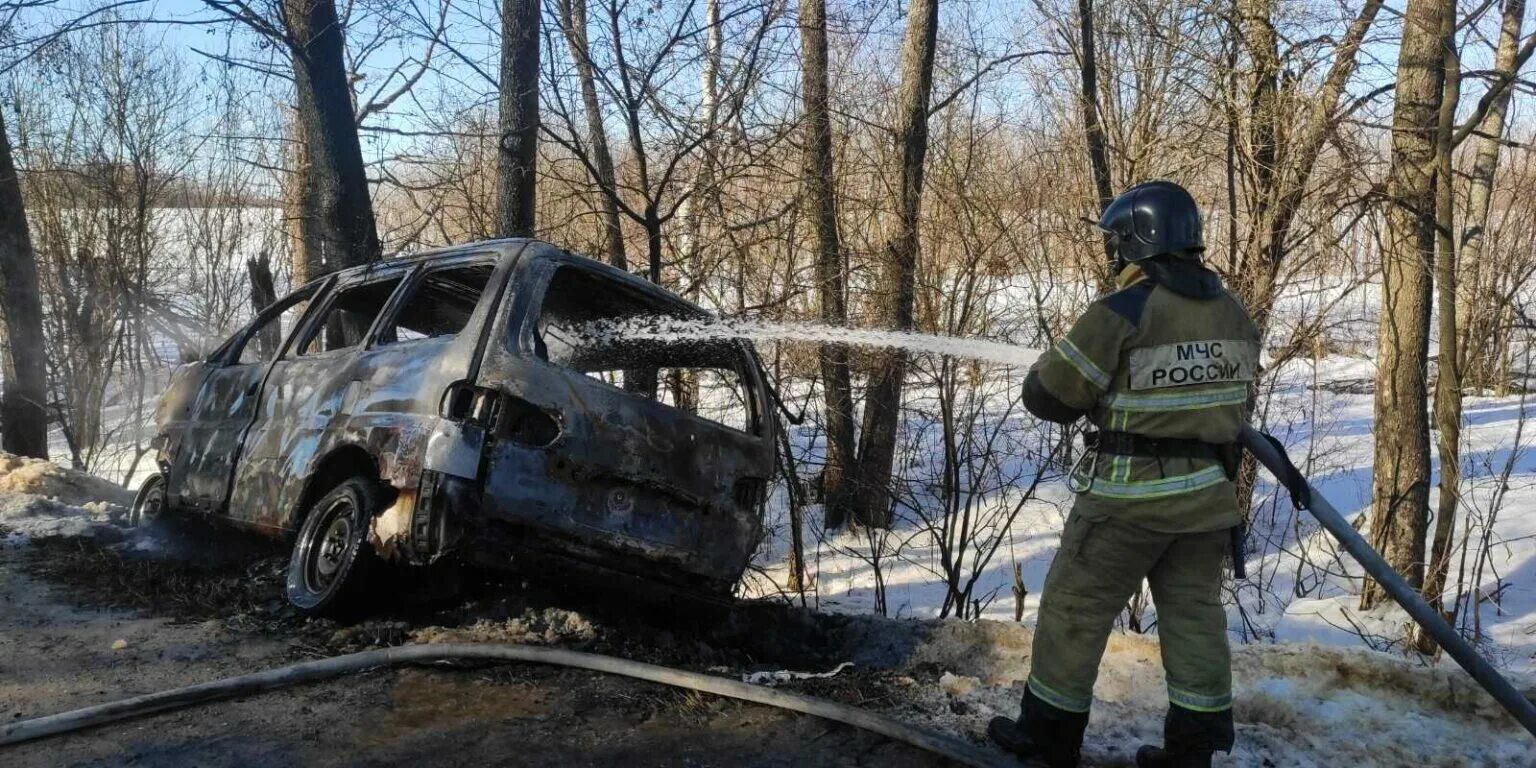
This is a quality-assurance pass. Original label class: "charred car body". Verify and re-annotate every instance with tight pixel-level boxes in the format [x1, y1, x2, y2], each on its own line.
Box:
[142, 240, 775, 614]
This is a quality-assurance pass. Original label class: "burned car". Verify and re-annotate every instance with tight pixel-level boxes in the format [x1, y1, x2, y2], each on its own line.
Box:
[141, 240, 775, 615]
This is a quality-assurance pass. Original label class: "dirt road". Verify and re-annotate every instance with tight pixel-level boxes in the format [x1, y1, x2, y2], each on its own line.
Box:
[0, 537, 944, 768]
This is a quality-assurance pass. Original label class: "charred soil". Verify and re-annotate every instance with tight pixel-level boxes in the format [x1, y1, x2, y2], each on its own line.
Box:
[2, 523, 950, 767]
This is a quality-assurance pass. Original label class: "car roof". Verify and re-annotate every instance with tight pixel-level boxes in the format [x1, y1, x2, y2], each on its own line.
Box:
[298, 239, 710, 316]
[290, 236, 709, 314]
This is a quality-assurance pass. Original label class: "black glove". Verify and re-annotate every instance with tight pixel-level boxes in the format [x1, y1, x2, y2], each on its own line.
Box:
[1260, 432, 1312, 510]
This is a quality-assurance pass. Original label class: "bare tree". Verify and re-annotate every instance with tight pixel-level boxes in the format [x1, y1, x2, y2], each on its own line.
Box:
[1231, 0, 1386, 331]
[849, 0, 941, 529]
[798, 0, 854, 529]
[1073, 0, 1114, 275]
[554, 0, 623, 268]
[542, 0, 776, 285]
[0, 1, 51, 459]
[1422, 0, 1532, 643]
[11, 18, 194, 471]
[202, 0, 382, 275]
[1455, 0, 1532, 389]
[1363, 0, 1449, 608]
[1222, 0, 1387, 515]
[1419, 1, 1462, 650]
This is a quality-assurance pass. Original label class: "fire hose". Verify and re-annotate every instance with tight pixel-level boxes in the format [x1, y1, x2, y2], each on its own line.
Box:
[1240, 425, 1536, 739]
[0, 642, 1010, 767]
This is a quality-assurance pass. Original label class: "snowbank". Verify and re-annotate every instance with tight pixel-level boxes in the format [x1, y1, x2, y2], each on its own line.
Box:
[0, 453, 132, 541]
[878, 618, 1536, 767]
[0, 453, 135, 507]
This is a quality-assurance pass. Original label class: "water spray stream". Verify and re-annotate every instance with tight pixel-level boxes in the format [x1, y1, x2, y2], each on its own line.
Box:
[576, 316, 1045, 368]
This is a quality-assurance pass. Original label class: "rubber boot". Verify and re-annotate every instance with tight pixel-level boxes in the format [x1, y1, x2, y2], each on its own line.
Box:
[1135, 745, 1213, 768]
[986, 717, 1038, 760]
[986, 687, 1087, 767]
[1146, 702, 1231, 767]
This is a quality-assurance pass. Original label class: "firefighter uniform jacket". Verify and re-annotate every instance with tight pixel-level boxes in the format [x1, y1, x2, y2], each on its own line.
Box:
[1024, 259, 1262, 533]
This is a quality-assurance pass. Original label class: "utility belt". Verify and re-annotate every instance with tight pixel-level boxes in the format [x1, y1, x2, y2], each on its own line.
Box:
[1076, 429, 1249, 579]
[1081, 429, 1243, 480]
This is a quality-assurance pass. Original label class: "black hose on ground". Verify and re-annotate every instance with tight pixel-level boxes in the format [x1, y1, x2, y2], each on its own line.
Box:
[0, 642, 1010, 767]
[1240, 426, 1536, 740]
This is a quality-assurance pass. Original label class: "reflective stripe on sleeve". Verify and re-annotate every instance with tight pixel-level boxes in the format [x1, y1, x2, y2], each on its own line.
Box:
[1056, 338, 1111, 390]
[1086, 464, 1228, 500]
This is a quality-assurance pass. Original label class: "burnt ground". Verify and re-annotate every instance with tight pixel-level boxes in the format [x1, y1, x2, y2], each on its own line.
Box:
[0, 522, 964, 768]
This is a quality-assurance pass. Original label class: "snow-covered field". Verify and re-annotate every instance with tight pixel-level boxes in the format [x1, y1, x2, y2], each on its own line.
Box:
[751, 357, 1536, 665]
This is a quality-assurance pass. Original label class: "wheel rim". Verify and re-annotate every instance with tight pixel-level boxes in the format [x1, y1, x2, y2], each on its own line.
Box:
[304, 498, 355, 595]
[134, 478, 165, 527]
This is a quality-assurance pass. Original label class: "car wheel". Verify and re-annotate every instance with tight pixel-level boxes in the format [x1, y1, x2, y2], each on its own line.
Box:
[286, 477, 380, 617]
[129, 474, 169, 528]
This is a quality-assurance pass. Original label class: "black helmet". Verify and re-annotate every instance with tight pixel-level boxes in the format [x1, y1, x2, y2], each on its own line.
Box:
[1095, 180, 1204, 267]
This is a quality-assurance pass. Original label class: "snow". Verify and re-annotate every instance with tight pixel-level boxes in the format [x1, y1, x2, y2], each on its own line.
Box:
[0, 453, 132, 543]
[743, 273, 1536, 677]
[812, 615, 1536, 766]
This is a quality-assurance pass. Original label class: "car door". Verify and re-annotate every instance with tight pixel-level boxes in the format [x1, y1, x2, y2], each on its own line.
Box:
[226, 267, 412, 529]
[161, 285, 323, 514]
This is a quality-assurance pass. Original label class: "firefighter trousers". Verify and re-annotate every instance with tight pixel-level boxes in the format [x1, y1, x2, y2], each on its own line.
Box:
[1026, 507, 1236, 753]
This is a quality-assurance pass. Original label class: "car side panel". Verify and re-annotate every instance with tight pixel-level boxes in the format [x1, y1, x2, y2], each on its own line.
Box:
[468, 248, 775, 587]
[226, 352, 360, 529]
[475, 353, 771, 585]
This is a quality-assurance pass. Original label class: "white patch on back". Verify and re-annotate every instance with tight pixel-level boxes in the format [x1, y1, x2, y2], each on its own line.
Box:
[1129, 340, 1258, 390]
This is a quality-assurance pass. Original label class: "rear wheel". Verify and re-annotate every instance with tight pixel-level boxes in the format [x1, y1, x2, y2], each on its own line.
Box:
[286, 477, 380, 616]
[129, 474, 168, 528]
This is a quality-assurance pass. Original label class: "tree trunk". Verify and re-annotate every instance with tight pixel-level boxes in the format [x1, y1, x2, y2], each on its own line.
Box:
[557, 0, 624, 269]
[850, 0, 939, 529]
[644, 208, 663, 285]
[1235, 0, 1281, 315]
[282, 107, 320, 284]
[679, 0, 721, 276]
[247, 253, 281, 358]
[1362, 0, 1447, 609]
[1419, 4, 1462, 652]
[248, 253, 278, 312]
[497, 0, 540, 238]
[282, 0, 381, 275]
[1455, 0, 1526, 389]
[1076, 0, 1115, 283]
[607, 0, 657, 284]
[0, 106, 50, 460]
[799, 0, 856, 529]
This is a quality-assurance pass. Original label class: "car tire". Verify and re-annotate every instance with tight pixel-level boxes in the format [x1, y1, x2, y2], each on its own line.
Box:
[129, 473, 169, 528]
[286, 477, 380, 617]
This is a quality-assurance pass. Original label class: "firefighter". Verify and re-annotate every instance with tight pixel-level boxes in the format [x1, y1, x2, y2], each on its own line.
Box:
[988, 181, 1261, 768]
